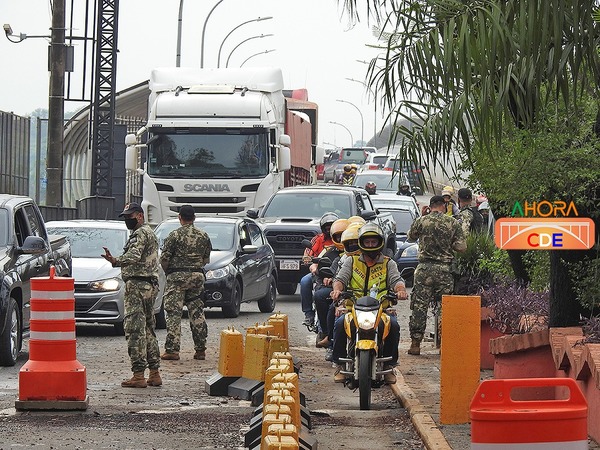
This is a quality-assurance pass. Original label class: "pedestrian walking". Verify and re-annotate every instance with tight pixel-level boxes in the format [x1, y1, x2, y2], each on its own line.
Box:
[102, 202, 161, 388]
[406, 195, 467, 355]
[160, 205, 212, 361]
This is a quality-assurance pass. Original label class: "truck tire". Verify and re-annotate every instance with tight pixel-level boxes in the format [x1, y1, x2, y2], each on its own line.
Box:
[277, 283, 297, 296]
[114, 321, 125, 336]
[0, 297, 21, 367]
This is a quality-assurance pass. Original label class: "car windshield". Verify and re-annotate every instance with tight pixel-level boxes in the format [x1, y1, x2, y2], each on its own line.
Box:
[46, 226, 129, 258]
[353, 173, 398, 191]
[147, 129, 269, 179]
[379, 209, 415, 233]
[339, 148, 367, 164]
[262, 192, 352, 219]
[154, 221, 235, 251]
[0, 209, 8, 246]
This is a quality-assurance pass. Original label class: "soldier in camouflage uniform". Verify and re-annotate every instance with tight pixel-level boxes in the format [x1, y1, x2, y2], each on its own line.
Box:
[102, 202, 161, 388]
[406, 195, 467, 355]
[160, 205, 212, 361]
[455, 188, 475, 236]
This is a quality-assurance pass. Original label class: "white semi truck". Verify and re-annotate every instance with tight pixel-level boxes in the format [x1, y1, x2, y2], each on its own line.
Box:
[125, 67, 321, 225]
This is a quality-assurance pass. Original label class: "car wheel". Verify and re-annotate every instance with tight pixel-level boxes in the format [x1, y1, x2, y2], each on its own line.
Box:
[114, 321, 125, 336]
[155, 301, 167, 329]
[0, 297, 21, 367]
[258, 277, 277, 313]
[222, 280, 242, 318]
[277, 282, 297, 296]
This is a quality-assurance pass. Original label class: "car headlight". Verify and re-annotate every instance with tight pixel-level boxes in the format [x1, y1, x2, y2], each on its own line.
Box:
[356, 310, 377, 330]
[401, 244, 419, 258]
[205, 265, 230, 280]
[89, 277, 122, 292]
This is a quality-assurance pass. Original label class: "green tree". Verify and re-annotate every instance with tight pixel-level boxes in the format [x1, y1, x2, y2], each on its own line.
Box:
[341, 0, 600, 326]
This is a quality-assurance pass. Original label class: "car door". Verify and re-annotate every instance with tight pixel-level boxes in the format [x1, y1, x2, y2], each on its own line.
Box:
[13, 205, 49, 333]
[237, 223, 260, 300]
[247, 221, 272, 299]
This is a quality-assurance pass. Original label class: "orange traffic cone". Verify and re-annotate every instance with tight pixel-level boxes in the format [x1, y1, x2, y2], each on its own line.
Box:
[16, 266, 88, 410]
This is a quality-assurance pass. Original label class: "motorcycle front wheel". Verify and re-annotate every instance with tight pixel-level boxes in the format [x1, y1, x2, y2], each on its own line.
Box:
[358, 350, 372, 410]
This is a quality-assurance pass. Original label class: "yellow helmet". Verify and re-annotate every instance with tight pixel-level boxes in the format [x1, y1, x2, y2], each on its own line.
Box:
[347, 215, 366, 227]
[330, 218, 349, 250]
[341, 224, 361, 255]
[343, 164, 353, 174]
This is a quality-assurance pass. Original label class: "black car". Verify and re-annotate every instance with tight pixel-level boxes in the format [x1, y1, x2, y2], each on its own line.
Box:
[154, 217, 277, 318]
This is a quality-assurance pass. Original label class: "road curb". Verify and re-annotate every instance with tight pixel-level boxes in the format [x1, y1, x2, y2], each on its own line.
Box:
[390, 370, 452, 450]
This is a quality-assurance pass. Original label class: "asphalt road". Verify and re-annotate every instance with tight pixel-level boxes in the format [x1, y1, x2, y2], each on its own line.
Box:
[0, 289, 426, 449]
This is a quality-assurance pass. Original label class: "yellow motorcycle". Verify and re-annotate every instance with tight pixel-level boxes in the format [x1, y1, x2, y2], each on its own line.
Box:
[337, 289, 398, 410]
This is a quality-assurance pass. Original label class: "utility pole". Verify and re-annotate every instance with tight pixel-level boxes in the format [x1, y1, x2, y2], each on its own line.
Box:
[46, 0, 66, 206]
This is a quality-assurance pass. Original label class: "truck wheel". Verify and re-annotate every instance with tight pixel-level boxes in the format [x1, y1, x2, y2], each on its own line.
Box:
[277, 283, 297, 296]
[222, 280, 241, 318]
[114, 321, 125, 336]
[258, 277, 277, 313]
[0, 297, 21, 367]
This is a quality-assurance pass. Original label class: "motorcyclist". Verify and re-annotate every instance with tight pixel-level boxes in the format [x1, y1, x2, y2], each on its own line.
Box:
[301, 212, 338, 329]
[330, 222, 408, 384]
[342, 164, 355, 185]
[319, 223, 363, 361]
[364, 181, 377, 195]
[314, 218, 349, 348]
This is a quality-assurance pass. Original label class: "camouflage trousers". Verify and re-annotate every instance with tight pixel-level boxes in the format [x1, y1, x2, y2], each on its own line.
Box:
[409, 262, 454, 341]
[163, 271, 208, 353]
[124, 279, 160, 373]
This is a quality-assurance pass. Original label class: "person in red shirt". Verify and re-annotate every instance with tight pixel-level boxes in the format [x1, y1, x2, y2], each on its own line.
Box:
[301, 212, 338, 330]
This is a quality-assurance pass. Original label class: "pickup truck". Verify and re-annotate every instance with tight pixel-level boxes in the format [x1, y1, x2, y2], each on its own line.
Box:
[247, 185, 396, 295]
[0, 195, 72, 366]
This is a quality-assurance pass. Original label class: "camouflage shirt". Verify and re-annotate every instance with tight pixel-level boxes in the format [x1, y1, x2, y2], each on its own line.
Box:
[455, 206, 474, 236]
[407, 211, 466, 264]
[115, 224, 159, 280]
[160, 223, 212, 272]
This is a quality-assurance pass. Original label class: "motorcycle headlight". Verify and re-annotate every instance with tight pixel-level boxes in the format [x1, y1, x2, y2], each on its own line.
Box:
[356, 310, 377, 330]
[205, 265, 230, 280]
[401, 243, 419, 258]
[89, 277, 122, 292]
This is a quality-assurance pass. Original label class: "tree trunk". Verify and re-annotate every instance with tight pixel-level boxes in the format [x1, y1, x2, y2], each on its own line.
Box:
[549, 250, 583, 327]
[507, 250, 531, 284]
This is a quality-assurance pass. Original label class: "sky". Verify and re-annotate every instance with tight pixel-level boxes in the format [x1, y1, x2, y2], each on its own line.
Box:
[0, 0, 385, 149]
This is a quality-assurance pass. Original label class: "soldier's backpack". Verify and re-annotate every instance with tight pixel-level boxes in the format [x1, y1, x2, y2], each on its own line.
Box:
[469, 206, 485, 233]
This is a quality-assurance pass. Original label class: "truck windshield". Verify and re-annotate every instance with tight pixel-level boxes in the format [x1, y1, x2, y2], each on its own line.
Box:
[147, 130, 269, 178]
[0, 209, 7, 246]
[262, 192, 353, 219]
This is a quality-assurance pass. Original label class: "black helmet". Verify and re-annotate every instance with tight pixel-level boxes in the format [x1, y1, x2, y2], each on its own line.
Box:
[319, 212, 339, 234]
[358, 222, 384, 253]
[365, 182, 377, 195]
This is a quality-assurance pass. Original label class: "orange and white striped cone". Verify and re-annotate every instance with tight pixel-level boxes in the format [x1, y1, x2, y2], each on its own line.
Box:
[16, 266, 88, 410]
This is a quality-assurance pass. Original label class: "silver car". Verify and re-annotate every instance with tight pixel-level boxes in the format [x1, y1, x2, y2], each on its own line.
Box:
[45, 220, 166, 334]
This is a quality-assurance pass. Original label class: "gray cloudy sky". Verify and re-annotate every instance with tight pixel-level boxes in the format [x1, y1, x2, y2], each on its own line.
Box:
[1, 0, 385, 148]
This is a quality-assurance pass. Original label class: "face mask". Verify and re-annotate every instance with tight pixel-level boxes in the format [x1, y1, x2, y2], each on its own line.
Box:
[125, 217, 138, 230]
[362, 249, 381, 259]
[345, 243, 360, 254]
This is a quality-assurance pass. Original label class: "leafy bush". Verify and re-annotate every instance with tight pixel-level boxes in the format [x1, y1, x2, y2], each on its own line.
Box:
[581, 316, 600, 344]
[481, 279, 550, 334]
[569, 257, 600, 313]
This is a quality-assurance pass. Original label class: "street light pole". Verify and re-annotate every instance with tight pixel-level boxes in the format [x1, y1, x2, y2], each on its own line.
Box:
[240, 49, 276, 67]
[345, 77, 378, 145]
[329, 121, 354, 147]
[336, 99, 364, 144]
[217, 16, 272, 68]
[176, 0, 184, 66]
[225, 34, 273, 68]
[200, 0, 225, 68]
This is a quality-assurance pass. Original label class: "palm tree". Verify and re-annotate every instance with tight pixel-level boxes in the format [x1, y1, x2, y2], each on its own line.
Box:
[340, 0, 600, 326]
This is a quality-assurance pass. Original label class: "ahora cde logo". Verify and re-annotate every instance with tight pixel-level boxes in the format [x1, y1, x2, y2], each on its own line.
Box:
[495, 200, 595, 250]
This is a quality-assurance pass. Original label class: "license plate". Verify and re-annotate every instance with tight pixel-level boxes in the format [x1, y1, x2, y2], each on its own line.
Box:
[280, 260, 300, 271]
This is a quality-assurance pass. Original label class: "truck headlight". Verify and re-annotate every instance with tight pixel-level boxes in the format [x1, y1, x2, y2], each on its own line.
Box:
[89, 277, 122, 292]
[401, 243, 419, 258]
[205, 266, 230, 280]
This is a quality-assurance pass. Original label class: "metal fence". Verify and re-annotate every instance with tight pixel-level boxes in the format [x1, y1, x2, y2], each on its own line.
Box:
[0, 111, 30, 196]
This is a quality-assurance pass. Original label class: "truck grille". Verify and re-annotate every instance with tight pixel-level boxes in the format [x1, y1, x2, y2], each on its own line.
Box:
[265, 230, 318, 257]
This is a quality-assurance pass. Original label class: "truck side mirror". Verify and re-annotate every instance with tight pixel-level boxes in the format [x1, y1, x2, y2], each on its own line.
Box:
[125, 145, 138, 172]
[279, 134, 291, 147]
[277, 145, 291, 171]
[314, 146, 325, 164]
[125, 133, 137, 146]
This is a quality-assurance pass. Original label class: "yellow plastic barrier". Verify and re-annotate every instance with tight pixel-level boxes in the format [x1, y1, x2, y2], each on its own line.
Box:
[242, 334, 273, 381]
[268, 312, 289, 340]
[261, 434, 299, 450]
[218, 326, 244, 377]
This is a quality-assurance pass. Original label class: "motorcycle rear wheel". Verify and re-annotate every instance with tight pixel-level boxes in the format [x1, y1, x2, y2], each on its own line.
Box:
[358, 350, 372, 410]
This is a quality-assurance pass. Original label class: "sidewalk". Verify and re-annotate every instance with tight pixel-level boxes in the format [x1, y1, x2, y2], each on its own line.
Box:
[393, 339, 600, 450]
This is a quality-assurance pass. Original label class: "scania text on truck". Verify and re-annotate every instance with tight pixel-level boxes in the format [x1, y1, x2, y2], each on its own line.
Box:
[125, 67, 323, 225]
